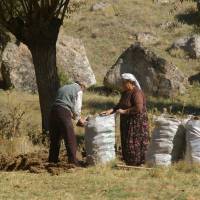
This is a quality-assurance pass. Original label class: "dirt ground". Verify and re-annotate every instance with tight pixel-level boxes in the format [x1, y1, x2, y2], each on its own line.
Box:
[0, 150, 85, 175]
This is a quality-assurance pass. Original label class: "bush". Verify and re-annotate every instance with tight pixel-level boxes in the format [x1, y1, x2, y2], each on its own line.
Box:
[0, 105, 25, 139]
[26, 123, 49, 146]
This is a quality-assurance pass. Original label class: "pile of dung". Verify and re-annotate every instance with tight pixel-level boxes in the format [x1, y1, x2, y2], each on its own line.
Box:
[0, 150, 82, 175]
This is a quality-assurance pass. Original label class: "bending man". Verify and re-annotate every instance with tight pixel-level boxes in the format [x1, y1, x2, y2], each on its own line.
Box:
[48, 81, 86, 165]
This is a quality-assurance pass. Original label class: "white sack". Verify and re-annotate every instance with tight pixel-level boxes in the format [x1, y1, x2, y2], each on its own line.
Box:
[85, 114, 116, 165]
[146, 115, 181, 166]
[185, 119, 200, 164]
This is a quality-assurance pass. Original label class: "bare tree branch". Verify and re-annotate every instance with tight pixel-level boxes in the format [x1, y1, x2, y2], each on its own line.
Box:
[54, 0, 65, 17]
[60, 0, 70, 23]
[19, 0, 28, 14]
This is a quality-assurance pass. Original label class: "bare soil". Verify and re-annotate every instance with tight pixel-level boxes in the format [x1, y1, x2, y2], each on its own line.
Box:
[0, 150, 84, 175]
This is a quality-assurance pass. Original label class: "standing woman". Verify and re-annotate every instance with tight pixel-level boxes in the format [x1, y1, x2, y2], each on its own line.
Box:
[101, 73, 149, 166]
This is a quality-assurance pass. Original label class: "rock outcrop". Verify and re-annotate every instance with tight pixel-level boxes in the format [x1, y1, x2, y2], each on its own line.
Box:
[1, 33, 96, 92]
[104, 44, 188, 97]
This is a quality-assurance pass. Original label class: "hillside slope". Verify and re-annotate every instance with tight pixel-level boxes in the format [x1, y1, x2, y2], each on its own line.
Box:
[64, 0, 199, 83]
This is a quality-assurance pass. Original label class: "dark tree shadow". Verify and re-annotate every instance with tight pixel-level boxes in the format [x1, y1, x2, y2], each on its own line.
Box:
[84, 100, 116, 111]
[176, 9, 200, 26]
[171, 125, 186, 162]
[189, 73, 200, 84]
[84, 95, 200, 116]
[88, 85, 120, 96]
[76, 134, 85, 146]
[0, 80, 5, 89]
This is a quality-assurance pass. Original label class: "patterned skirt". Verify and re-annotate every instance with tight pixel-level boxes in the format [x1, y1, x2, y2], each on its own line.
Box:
[120, 112, 149, 166]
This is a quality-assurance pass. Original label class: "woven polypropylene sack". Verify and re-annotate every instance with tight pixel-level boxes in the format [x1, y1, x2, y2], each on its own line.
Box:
[146, 116, 181, 166]
[185, 119, 200, 164]
[85, 114, 116, 165]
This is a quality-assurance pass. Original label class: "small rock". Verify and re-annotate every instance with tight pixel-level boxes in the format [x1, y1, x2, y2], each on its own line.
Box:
[91, 33, 97, 38]
[169, 35, 200, 59]
[136, 32, 159, 45]
[90, 2, 110, 11]
[90, 2, 115, 17]
[159, 21, 179, 30]
[154, 0, 174, 4]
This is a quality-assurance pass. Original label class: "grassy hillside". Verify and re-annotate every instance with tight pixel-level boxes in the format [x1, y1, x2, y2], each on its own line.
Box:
[64, 0, 200, 82]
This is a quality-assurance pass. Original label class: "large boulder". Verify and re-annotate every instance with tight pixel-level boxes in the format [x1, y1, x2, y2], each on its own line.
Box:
[104, 44, 188, 97]
[0, 27, 15, 88]
[169, 35, 200, 59]
[1, 34, 96, 92]
[1, 42, 37, 92]
[57, 34, 96, 87]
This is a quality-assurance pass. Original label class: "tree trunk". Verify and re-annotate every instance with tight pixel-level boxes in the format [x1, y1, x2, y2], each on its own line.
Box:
[30, 44, 60, 132]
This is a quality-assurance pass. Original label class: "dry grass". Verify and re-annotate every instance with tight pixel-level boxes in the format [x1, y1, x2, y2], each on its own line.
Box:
[1, 163, 200, 200]
[64, 0, 200, 82]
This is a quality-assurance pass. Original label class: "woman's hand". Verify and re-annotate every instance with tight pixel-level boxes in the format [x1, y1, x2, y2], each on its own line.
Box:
[76, 117, 87, 127]
[116, 109, 127, 115]
[100, 109, 114, 116]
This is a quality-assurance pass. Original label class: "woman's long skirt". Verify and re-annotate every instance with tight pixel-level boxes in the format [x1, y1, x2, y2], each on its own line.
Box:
[120, 112, 149, 166]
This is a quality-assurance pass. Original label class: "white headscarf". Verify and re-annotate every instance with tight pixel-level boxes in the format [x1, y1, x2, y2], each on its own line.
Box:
[121, 73, 141, 90]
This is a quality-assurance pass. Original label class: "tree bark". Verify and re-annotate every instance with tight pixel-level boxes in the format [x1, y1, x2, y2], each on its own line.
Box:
[30, 44, 60, 132]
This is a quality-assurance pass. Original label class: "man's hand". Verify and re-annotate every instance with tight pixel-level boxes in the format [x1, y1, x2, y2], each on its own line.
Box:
[100, 109, 114, 116]
[76, 117, 87, 127]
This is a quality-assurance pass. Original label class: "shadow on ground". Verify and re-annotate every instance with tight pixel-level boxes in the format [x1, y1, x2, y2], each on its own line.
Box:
[147, 101, 200, 116]
[176, 9, 200, 26]
[84, 100, 116, 112]
[88, 85, 120, 96]
[85, 95, 200, 116]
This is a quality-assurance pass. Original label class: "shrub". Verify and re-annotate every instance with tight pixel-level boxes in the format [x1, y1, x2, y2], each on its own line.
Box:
[0, 105, 25, 139]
